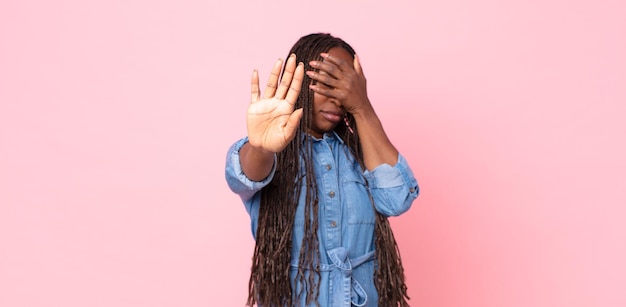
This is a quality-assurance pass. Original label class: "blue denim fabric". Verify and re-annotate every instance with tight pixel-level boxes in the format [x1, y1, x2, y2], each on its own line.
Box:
[225, 132, 419, 306]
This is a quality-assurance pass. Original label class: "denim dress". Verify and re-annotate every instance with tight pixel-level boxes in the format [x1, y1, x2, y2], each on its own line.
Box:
[225, 132, 419, 306]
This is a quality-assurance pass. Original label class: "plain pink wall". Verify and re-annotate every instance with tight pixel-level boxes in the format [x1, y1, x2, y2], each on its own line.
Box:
[1, 0, 625, 306]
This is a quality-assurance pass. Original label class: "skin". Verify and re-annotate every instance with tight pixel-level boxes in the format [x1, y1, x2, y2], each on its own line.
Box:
[240, 47, 398, 181]
[306, 48, 348, 138]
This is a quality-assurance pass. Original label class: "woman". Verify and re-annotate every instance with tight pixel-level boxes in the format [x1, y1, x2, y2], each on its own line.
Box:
[225, 33, 419, 306]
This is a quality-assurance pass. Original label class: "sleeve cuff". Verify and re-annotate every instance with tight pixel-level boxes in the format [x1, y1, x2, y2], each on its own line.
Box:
[363, 154, 415, 189]
[227, 137, 277, 190]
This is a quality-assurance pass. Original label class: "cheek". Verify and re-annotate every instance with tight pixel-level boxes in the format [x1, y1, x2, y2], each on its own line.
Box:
[312, 92, 326, 110]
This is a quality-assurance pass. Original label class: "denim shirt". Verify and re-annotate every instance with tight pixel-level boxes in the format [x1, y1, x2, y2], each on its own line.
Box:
[225, 132, 419, 306]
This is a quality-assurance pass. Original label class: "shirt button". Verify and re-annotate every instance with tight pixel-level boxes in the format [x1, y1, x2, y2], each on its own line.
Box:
[330, 221, 337, 228]
[326, 164, 332, 170]
[329, 191, 335, 198]
[410, 187, 416, 193]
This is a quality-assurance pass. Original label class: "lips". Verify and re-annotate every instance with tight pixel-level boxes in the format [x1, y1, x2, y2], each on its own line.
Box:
[320, 110, 343, 123]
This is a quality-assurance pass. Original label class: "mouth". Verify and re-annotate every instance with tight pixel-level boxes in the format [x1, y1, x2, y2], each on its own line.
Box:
[320, 110, 343, 123]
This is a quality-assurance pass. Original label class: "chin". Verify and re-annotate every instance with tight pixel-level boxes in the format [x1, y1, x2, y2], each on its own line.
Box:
[324, 125, 339, 134]
[312, 124, 337, 135]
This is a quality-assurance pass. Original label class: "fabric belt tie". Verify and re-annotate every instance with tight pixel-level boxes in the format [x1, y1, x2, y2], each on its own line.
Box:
[325, 247, 375, 307]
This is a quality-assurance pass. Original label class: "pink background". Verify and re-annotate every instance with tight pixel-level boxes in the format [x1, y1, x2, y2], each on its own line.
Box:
[1, 0, 625, 306]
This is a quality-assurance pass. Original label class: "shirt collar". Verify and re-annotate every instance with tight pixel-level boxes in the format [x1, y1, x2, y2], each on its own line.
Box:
[306, 130, 345, 144]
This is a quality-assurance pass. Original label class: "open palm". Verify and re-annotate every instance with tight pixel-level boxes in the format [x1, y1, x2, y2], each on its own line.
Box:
[247, 54, 304, 153]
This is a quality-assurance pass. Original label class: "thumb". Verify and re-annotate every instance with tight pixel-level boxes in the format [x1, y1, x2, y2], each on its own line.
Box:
[354, 54, 364, 76]
[284, 108, 303, 140]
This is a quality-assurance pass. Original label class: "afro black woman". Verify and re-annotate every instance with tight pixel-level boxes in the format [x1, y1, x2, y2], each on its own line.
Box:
[225, 33, 420, 307]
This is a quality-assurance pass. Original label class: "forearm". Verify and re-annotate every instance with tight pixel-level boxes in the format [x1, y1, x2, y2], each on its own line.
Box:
[239, 142, 276, 181]
[352, 102, 398, 171]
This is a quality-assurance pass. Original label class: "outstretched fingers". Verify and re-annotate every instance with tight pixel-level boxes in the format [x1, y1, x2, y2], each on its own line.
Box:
[275, 54, 296, 99]
[250, 69, 260, 103]
[263, 58, 283, 99]
[285, 62, 305, 105]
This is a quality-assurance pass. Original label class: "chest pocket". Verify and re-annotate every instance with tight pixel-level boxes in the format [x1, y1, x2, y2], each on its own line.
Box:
[341, 170, 376, 225]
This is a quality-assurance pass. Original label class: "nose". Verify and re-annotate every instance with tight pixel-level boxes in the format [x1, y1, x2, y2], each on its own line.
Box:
[328, 97, 342, 108]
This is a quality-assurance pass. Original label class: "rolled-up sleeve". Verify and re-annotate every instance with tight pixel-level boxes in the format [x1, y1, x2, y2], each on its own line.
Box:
[225, 137, 277, 204]
[363, 154, 419, 217]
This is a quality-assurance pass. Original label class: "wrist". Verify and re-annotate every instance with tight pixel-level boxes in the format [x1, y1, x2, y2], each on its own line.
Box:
[244, 141, 276, 157]
[350, 102, 375, 119]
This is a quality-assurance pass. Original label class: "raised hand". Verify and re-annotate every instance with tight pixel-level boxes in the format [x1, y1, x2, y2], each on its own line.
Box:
[306, 50, 399, 170]
[248, 54, 304, 153]
[306, 52, 371, 115]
